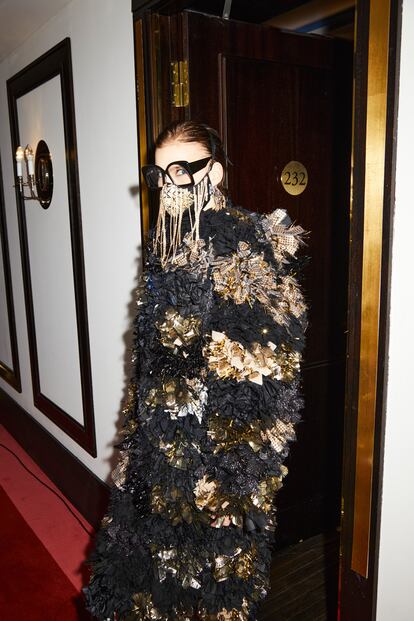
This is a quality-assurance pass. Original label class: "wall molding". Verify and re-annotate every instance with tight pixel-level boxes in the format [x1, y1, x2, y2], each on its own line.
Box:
[0, 387, 108, 529]
[6, 38, 96, 456]
[0, 155, 21, 392]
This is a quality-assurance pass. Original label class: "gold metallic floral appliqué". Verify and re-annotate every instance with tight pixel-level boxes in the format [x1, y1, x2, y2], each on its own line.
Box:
[150, 483, 209, 526]
[211, 241, 277, 306]
[261, 208, 309, 264]
[128, 591, 163, 620]
[111, 450, 130, 489]
[213, 544, 257, 582]
[155, 307, 201, 354]
[207, 413, 296, 455]
[145, 376, 208, 423]
[211, 240, 307, 329]
[117, 380, 139, 439]
[158, 428, 201, 470]
[193, 472, 286, 528]
[149, 543, 204, 589]
[202, 330, 301, 385]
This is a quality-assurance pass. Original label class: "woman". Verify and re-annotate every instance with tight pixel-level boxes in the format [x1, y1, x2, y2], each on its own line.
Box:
[82, 121, 309, 621]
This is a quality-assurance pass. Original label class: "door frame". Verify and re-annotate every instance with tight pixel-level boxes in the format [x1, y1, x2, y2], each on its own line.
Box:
[130, 1, 403, 618]
[339, 0, 402, 618]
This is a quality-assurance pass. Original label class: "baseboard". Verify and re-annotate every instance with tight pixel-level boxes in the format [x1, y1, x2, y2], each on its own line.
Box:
[0, 387, 109, 530]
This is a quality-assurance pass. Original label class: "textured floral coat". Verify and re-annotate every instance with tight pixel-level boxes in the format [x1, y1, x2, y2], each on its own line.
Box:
[82, 198, 309, 621]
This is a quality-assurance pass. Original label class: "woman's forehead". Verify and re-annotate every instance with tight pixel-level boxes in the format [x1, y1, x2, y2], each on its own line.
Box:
[155, 140, 210, 168]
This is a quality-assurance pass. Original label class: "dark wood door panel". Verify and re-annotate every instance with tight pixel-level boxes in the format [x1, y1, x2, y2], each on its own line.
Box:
[184, 11, 351, 366]
[223, 56, 331, 210]
[276, 361, 345, 547]
[151, 8, 352, 547]
[183, 11, 352, 546]
[185, 10, 337, 127]
[222, 54, 340, 366]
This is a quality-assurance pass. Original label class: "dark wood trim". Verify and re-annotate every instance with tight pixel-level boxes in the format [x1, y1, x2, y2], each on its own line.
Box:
[0, 155, 21, 392]
[7, 38, 97, 456]
[0, 387, 108, 529]
[339, 0, 369, 610]
[339, 0, 402, 618]
[132, 9, 187, 243]
[132, 0, 192, 16]
[131, 0, 311, 22]
[339, 0, 369, 601]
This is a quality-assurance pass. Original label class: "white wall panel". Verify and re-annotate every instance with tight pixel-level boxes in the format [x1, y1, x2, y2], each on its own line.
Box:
[376, 1, 414, 619]
[17, 75, 83, 423]
[0, 0, 141, 480]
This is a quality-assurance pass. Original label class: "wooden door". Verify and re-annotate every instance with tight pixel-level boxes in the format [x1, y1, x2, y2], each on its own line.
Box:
[143, 9, 353, 549]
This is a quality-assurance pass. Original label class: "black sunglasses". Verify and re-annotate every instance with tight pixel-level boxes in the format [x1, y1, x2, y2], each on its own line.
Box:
[141, 156, 212, 189]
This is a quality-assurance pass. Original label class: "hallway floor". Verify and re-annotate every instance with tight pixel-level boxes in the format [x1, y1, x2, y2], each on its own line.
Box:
[0, 423, 339, 620]
[0, 424, 93, 592]
[260, 529, 340, 620]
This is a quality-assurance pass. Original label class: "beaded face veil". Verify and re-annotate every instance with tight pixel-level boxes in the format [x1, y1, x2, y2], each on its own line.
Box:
[142, 132, 226, 267]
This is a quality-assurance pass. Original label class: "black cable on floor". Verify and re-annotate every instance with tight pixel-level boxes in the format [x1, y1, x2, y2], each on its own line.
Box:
[0, 442, 95, 537]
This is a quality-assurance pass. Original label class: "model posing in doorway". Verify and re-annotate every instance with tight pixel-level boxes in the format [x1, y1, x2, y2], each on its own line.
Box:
[83, 121, 309, 621]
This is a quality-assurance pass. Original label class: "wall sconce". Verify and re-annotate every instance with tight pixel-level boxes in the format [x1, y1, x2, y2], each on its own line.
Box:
[15, 139, 53, 209]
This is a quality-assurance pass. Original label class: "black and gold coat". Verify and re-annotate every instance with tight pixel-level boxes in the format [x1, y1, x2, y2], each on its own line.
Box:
[82, 199, 310, 621]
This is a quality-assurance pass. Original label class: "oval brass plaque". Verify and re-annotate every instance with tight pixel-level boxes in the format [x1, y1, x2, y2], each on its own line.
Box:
[34, 139, 53, 209]
[280, 161, 308, 196]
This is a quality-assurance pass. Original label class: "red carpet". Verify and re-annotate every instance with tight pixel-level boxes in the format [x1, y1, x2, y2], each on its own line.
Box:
[0, 484, 93, 620]
[0, 425, 94, 591]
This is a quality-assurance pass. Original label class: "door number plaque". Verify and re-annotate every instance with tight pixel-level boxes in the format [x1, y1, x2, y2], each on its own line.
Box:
[280, 161, 308, 196]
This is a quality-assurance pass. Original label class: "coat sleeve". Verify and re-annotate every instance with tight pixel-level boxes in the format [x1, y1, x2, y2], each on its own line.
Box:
[191, 206, 311, 612]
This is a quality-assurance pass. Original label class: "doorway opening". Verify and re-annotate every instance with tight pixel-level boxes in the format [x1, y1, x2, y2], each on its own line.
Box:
[134, 1, 356, 619]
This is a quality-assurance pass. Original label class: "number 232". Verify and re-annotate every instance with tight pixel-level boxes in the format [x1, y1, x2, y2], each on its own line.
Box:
[283, 171, 306, 186]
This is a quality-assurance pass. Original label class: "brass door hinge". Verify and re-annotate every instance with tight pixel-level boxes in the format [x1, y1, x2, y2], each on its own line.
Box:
[171, 60, 189, 108]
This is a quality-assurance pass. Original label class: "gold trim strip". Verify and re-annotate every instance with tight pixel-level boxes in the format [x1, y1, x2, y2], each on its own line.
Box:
[351, 0, 391, 577]
[134, 18, 150, 241]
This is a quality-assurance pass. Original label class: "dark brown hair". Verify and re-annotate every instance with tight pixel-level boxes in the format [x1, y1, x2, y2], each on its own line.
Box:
[155, 120, 227, 192]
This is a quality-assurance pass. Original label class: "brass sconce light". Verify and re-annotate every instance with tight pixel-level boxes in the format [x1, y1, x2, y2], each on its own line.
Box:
[15, 139, 53, 209]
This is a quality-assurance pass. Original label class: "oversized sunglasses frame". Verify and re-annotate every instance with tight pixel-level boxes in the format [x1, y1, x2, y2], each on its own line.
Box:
[141, 156, 212, 189]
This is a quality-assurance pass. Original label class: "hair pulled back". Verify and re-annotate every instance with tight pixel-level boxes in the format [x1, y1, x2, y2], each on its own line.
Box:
[155, 120, 227, 193]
